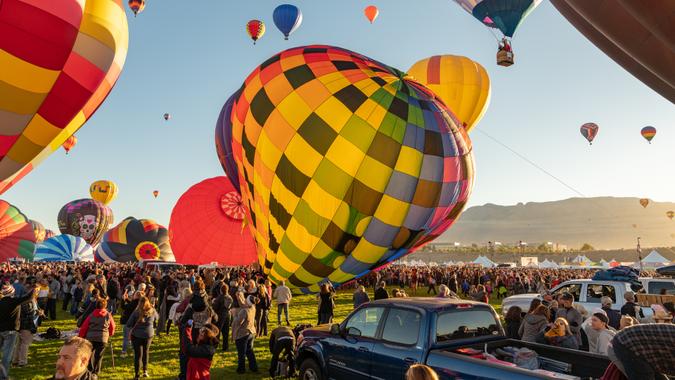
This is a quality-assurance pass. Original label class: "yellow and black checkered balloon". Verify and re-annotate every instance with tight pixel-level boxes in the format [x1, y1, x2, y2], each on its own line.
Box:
[231, 45, 474, 292]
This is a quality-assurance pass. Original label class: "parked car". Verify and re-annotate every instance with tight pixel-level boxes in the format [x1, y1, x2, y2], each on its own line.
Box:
[296, 298, 609, 380]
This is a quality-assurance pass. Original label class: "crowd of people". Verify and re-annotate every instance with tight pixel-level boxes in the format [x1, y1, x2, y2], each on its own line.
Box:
[0, 261, 672, 380]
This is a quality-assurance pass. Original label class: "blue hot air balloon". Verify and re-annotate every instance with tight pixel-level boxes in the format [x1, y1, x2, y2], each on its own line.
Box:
[273, 4, 302, 40]
[215, 91, 241, 192]
[34, 234, 94, 262]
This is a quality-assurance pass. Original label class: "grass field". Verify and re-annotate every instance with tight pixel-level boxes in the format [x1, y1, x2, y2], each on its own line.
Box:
[12, 288, 503, 379]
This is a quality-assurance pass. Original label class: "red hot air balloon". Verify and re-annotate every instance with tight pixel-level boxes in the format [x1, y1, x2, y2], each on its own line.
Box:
[128, 0, 145, 16]
[169, 177, 257, 266]
[364, 5, 379, 23]
[153, 190, 159, 198]
[62, 136, 77, 154]
[580, 123, 599, 145]
[246, 20, 266, 44]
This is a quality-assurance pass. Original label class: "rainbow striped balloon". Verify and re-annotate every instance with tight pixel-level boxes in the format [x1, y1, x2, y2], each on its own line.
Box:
[95, 217, 174, 262]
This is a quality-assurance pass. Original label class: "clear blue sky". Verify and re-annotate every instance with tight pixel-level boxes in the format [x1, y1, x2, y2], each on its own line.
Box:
[6, 0, 674, 232]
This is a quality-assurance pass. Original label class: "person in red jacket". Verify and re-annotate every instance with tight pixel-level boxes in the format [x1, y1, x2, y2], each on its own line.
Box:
[182, 320, 219, 380]
[78, 298, 115, 375]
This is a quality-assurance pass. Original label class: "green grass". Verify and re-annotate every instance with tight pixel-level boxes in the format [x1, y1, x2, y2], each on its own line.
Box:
[12, 288, 503, 379]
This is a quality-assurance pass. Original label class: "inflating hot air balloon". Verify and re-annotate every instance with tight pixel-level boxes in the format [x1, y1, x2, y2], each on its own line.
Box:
[230, 45, 474, 292]
[641, 126, 656, 143]
[62, 136, 78, 154]
[169, 177, 257, 265]
[452, 0, 541, 66]
[0, 200, 36, 261]
[90, 180, 118, 205]
[273, 4, 302, 40]
[95, 217, 174, 262]
[163, 113, 171, 121]
[34, 235, 93, 262]
[153, 190, 159, 198]
[580, 123, 599, 145]
[215, 91, 242, 192]
[550, 0, 675, 104]
[57, 199, 114, 246]
[30, 220, 47, 243]
[667, 211, 674, 220]
[128, 0, 145, 16]
[364, 5, 379, 23]
[246, 20, 266, 44]
[45, 229, 56, 239]
[639, 198, 649, 208]
[407, 55, 490, 132]
[0, 0, 129, 195]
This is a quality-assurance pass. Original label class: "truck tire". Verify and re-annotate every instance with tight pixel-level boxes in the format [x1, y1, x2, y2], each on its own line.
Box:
[299, 358, 324, 380]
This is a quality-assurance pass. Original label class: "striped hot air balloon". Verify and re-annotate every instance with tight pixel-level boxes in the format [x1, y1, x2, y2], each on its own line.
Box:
[641, 126, 656, 143]
[128, 0, 145, 16]
[580, 123, 599, 145]
[34, 234, 93, 262]
[246, 20, 265, 45]
[0, 201, 35, 261]
[62, 136, 78, 154]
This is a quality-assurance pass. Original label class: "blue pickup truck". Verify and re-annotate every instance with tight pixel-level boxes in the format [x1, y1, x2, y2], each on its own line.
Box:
[295, 298, 610, 380]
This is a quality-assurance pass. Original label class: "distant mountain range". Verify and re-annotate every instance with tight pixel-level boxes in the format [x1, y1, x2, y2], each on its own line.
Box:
[437, 197, 675, 250]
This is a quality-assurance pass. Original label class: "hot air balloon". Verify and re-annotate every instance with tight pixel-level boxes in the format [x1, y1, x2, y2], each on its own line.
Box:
[57, 199, 114, 246]
[230, 45, 474, 292]
[45, 229, 56, 239]
[163, 113, 171, 121]
[451, 0, 542, 66]
[215, 91, 242, 192]
[95, 217, 174, 262]
[0, 200, 36, 261]
[407, 55, 490, 132]
[34, 235, 94, 262]
[273, 4, 302, 40]
[580, 123, 599, 145]
[30, 220, 47, 243]
[0, 0, 129, 196]
[639, 198, 649, 208]
[667, 211, 674, 220]
[246, 20, 266, 44]
[62, 136, 78, 154]
[641, 126, 656, 143]
[364, 5, 379, 23]
[89, 180, 118, 205]
[128, 0, 145, 16]
[153, 190, 159, 198]
[169, 177, 257, 265]
[550, 0, 675, 104]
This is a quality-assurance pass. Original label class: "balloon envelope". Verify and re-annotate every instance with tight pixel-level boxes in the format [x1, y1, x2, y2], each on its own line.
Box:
[273, 4, 303, 39]
[169, 177, 257, 266]
[407, 55, 491, 131]
[0, 0, 129, 195]
[667, 211, 674, 220]
[96, 217, 174, 263]
[34, 234, 93, 262]
[580, 123, 599, 144]
[89, 180, 118, 205]
[57, 199, 114, 246]
[231, 45, 474, 292]
[364, 5, 379, 23]
[215, 91, 242, 192]
[453, 0, 542, 37]
[639, 198, 649, 208]
[62, 136, 78, 154]
[0, 200, 35, 261]
[641, 126, 656, 142]
[30, 220, 46, 243]
[246, 20, 266, 44]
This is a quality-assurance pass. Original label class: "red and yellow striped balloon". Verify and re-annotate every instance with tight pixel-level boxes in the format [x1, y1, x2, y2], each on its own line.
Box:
[246, 20, 266, 44]
[0, 0, 129, 194]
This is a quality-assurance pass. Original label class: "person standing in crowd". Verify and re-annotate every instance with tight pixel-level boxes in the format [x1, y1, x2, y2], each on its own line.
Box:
[78, 298, 115, 375]
[255, 285, 270, 338]
[426, 274, 437, 295]
[273, 281, 292, 326]
[374, 281, 389, 300]
[317, 283, 335, 325]
[120, 288, 141, 357]
[519, 304, 549, 342]
[352, 286, 370, 309]
[183, 322, 219, 380]
[556, 292, 582, 346]
[610, 324, 675, 380]
[268, 325, 296, 378]
[232, 294, 258, 374]
[126, 296, 158, 380]
[0, 282, 34, 380]
[61, 274, 72, 313]
[49, 337, 95, 380]
[47, 274, 61, 321]
[406, 363, 439, 380]
[161, 274, 179, 336]
[620, 291, 644, 320]
[584, 312, 615, 355]
[106, 275, 120, 315]
[600, 297, 621, 330]
[70, 280, 84, 316]
[12, 289, 40, 368]
[212, 284, 232, 352]
[504, 306, 522, 340]
[94, 274, 107, 300]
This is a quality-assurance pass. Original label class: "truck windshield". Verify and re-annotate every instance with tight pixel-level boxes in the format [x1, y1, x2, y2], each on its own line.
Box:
[435, 309, 501, 343]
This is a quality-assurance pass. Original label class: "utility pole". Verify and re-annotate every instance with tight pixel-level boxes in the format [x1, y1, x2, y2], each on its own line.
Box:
[637, 237, 643, 272]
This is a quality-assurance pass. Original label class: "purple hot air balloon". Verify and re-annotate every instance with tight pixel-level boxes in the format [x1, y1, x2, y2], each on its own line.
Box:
[57, 199, 114, 246]
[215, 91, 242, 192]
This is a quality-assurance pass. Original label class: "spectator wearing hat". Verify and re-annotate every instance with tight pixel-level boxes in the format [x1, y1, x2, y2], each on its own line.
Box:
[620, 291, 644, 320]
[555, 292, 583, 346]
[49, 337, 96, 380]
[610, 324, 675, 379]
[600, 297, 621, 330]
[232, 293, 258, 374]
[0, 282, 34, 380]
[585, 312, 615, 355]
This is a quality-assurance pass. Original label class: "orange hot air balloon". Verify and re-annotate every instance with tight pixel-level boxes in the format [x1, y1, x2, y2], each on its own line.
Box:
[246, 20, 266, 44]
[364, 5, 379, 23]
[639, 198, 649, 208]
[667, 211, 674, 220]
[128, 0, 145, 16]
[62, 136, 77, 154]
[153, 190, 159, 198]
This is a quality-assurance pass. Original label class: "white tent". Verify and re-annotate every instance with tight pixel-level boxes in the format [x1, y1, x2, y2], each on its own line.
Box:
[641, 250, 670, 268]
[572, 255, 591, 263]
[539, 259, 560, 269]
[599, 259, 609, 268]
[473, 255, 496, 268]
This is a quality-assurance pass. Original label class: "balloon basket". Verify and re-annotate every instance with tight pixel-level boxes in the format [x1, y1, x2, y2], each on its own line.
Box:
[497, 50, 514, 67]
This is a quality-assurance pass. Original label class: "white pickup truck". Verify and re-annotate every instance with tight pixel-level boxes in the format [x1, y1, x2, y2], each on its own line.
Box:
[501, 278, 675, 317]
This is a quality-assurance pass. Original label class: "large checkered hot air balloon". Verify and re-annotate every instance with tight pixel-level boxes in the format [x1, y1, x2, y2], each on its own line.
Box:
[95, 217, 174, 262]
[0, 0, 128, 195]
[229, 45, 474, 292]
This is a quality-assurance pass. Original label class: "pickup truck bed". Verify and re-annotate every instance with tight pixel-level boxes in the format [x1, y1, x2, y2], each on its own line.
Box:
[428, 338, 610, 380]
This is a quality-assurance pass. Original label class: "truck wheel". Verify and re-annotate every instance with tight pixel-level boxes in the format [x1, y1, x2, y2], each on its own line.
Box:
[299, 358, 324, 380]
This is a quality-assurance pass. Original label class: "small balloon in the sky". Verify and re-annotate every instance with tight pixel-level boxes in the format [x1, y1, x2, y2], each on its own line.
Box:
[163, 113, 171, 121]
[580, 123, 599, 145]
[273, 4, 302, 40]
[639, 198, 649, 208]
[62, 136, 77, 154]
[641, 126, 656, 144]
[128, 0, 145, 17]
[667, 210, 674, 220]
[153, 190, 159, 198]
[246, 20, 266, 44]
[364, 5, 379, 23]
